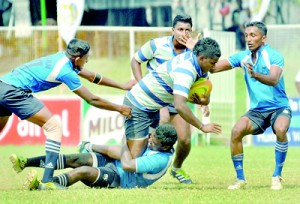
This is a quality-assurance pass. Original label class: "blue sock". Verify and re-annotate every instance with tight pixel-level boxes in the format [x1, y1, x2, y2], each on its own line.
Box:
[273, 141, 288, 177]
[232, 153, 245, 180]
[53, 174, 69, 187]
[42, 139, 61, 183]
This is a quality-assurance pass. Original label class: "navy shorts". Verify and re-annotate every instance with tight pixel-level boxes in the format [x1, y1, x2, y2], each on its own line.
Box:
[245, 107, 292, 135]
[123, 97, 160, 140]
[90, 152, 120, 188]
[0, 81, 44, 119]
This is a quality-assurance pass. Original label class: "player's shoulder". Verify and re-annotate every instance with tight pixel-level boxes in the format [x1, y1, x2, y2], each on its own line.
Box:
[262, 44, 284, 60]
[230, 49, 249, 59]
[264, 44, 283, 55]
[151, 36, 172, 46]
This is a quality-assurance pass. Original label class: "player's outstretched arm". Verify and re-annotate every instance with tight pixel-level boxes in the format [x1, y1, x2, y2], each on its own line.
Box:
[79, 69, 136, 90]
[209, 59, 232, 73]
[73, 86, 132, 118]
[174, 94, 222, 134]
[100, 77, 137, 90]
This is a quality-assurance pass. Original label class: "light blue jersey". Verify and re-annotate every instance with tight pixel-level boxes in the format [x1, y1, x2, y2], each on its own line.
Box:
[115, 148, 174, 188]
[228, 44, 290, 111]
[0, 52, 81, 93]
[134, 36, 189, 72]
[127, 51, 208, 111]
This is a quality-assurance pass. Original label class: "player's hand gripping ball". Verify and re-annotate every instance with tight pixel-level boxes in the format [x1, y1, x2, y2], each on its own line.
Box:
[187, 78, 212, 104]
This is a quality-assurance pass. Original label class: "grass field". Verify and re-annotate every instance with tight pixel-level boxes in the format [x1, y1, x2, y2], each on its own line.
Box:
[1, 145, 300, 204]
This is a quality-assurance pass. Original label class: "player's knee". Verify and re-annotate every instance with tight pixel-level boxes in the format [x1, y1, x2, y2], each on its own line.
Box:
[274, 127, 288, 141]
[42, 115, 62, 142]
[231, 126, 244, 142]
[177, 134, 191, 145]
[77, 166, 91, 175]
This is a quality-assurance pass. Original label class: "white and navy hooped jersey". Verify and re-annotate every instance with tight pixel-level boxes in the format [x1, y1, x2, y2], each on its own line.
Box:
[0, 52, 82, 93]
[228, 44, 290, 111]
[134, 36, 189, 71]
[115, 148, 174, 188]
[127, 51, 208, 111]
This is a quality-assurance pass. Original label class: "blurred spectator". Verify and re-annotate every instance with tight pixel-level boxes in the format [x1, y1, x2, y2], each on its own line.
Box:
[248, 0, 270, 22]
[173, 0, 186, 16]
[224, 0, 250, 49]
[0, 0, 12, 26]
[29, 0, 57, 25]
[82, 0, 108, 25]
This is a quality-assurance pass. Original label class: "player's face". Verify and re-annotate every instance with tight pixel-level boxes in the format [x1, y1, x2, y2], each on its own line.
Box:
[244, 26, 266, 52]
[148, 133, 164, 151]
[75, 53, 89, 71]
[172, 22, 192, 45]
[198, 56, 220, 73]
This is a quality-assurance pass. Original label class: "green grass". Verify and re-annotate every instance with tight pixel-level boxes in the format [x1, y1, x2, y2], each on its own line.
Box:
[1, 145, 300, 203]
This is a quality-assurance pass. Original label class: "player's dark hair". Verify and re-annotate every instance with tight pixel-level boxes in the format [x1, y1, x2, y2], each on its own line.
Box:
[245, 21, 267, 36]
[154, 123, 178, 148]
[66, 38, 90, 57]
[193, 37, 221, 58]
[172, 14, 192, 28]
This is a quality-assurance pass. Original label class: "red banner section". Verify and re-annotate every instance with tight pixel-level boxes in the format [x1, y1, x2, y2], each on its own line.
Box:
[0, 97, 81, 146]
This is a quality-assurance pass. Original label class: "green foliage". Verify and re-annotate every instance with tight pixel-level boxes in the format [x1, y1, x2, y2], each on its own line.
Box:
[1, 145, 300, 203]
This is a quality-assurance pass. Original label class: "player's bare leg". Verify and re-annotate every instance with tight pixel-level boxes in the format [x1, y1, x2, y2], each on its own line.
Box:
[169, 114, 192, 184]
[61, 166, 99, 187]
[228, 116, 252, 190]
[27, 107, 65, 189]
[271, 114, 290, 190]
[10, 153, 94, 173]
[127, 138, 148, 158]
[159, 107, 170, 124]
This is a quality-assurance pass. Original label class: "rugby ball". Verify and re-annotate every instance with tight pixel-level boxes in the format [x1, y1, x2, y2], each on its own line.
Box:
[187, 78, 212, 104]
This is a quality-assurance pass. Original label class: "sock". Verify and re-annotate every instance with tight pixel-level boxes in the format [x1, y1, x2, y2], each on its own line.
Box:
[56, 154, 66, 170]
[273, 141, 288, 177]
[27, 156, 46, 168]
[42, 139, 61, 183]
[232, 153, 245, 180]
[26, 154, 65, 169]
[53, 173, 69, 187]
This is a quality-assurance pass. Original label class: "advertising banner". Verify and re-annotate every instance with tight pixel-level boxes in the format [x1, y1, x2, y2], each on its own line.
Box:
[82, 96, 125, 145]
[0, 97, 81, 146]
[253, 97, 300, 146]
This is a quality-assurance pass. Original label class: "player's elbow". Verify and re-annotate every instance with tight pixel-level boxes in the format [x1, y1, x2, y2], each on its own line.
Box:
[269, 78, 279, 87]
[121, 160, 136, 172]
[86, 96, 102, 106]
[174, 103, 185, 115]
